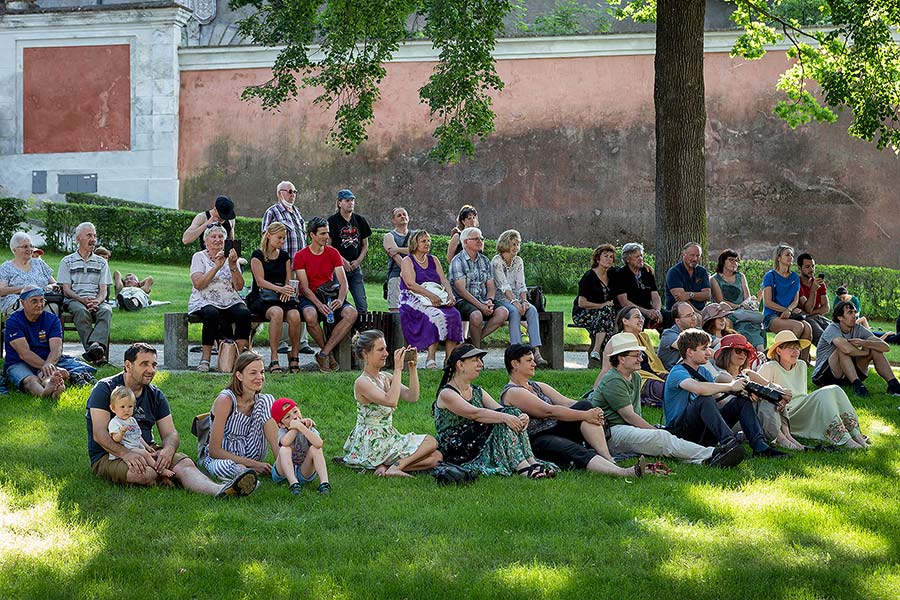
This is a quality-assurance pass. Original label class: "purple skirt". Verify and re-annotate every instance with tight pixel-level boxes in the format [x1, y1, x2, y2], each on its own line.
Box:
[398, 290, 463, 350]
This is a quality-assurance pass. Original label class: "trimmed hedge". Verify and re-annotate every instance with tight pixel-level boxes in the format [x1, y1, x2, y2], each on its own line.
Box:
[0, 197, 29, 246]
[42, 201, 900, 319]
[64, 192, 164, 210]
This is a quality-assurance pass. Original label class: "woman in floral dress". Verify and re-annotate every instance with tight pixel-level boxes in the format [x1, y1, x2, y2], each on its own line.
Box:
[343, 330, 443, 476]
[433, 344, 557, 478]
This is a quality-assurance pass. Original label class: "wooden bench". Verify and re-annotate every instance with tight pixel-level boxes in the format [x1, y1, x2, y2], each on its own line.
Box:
[536, 311, 565, 369]
[162, 311, 404, 371]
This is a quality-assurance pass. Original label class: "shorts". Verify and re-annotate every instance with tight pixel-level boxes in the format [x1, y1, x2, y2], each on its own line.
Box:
[455, 299, 482, 321]
[91, 451, 190, 484]
[298, 298, 354, 323]
[386, 277, 401, 310]
[248, 297, 300, 318]
[763, 312, 778, 330]
[272, 461, 318, 485]
[812, 363, 868, 387]
[5, 362, 40, 389]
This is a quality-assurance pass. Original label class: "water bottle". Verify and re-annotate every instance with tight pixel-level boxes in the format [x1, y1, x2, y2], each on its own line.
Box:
[326, 310, 334, 324]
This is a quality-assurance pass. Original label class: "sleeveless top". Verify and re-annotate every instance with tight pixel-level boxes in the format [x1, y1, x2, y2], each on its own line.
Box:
[201, 389, 274, 463]
[499, 380, 558, 436]
[400, 254, 441, 290]
[712, 272, 746, 304]
[386, 230, 410, 278]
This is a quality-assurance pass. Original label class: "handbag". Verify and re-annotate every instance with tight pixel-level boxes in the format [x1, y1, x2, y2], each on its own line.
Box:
[412, 281, 450, 306]
[432, 461, 478, 486]
[191, 412, 211, 457]
[217, 339, 239, 373]
[258, 288, 280, 303]
[527, 285, 546, 312]
[315, 280, 341, 304]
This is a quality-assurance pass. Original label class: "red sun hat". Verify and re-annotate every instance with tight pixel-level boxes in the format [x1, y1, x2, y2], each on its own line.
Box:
[713, 333, 757, 362]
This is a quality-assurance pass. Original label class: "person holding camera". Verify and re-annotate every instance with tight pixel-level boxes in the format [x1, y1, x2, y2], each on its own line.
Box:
[759, 330, 869, 449]
[713, 334, 804, 451]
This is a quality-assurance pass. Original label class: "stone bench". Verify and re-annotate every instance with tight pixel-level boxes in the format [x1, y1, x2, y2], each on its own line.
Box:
[162, 310, 404, 371]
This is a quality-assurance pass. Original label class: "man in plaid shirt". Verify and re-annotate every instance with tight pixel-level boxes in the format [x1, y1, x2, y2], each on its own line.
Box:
[262, 180, 313, 354]
[449, 227, 509, 348]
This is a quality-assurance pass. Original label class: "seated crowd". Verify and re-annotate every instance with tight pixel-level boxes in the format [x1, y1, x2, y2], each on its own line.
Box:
[2, 186, 899, 499]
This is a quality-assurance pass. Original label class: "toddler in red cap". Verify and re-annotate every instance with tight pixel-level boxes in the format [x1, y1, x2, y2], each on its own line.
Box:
[270, 397, 332, 495]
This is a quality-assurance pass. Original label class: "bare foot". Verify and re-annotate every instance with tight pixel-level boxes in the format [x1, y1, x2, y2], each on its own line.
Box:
[374, 465, 388, 477]
[384, 465, 412, 478]
[161, 468, 177, 478]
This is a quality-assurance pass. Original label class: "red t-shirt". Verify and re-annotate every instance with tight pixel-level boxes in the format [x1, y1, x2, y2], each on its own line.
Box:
[799, 279, 828, 310]
[293, 245, 343, 293]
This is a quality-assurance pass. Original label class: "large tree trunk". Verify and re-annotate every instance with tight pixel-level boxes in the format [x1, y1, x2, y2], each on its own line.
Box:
[654, 0, 707, 273]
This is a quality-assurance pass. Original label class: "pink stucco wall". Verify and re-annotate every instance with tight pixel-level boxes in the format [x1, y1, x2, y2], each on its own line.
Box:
[178, 50, 899, 266]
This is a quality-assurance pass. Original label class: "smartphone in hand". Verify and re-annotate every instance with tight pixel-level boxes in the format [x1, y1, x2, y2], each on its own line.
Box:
[224, 239, 242, 258]
[404, 348, 418, 365]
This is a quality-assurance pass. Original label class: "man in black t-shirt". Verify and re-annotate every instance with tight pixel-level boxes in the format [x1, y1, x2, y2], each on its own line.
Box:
[611, 242, 665, 328]
[85, 342, 257, 496]
[327, 189, 372, 312]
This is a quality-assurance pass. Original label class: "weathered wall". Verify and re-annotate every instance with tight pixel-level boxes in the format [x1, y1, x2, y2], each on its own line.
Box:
[178, 45, 900, 267]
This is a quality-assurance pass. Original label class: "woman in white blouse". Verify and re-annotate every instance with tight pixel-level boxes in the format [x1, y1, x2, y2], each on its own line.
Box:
[492, 230, 546, 367]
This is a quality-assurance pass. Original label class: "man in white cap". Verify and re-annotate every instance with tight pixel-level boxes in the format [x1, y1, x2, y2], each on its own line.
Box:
[589, 333, 746, 468]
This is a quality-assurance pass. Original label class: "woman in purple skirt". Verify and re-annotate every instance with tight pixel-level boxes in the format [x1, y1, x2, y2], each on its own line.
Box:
[399, 230, 463, 369]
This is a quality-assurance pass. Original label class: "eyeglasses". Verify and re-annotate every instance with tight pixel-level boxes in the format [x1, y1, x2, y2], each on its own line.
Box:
[726, 257, 740, 263]
[467, 237, 484, 242]
[625, 351, 644, 359]
[733, 348, 748, 355]
[15, 244, 33, 250]
[280, 189, 297, 195]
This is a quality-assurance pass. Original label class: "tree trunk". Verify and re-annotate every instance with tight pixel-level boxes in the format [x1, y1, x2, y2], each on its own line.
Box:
[654, 0, 707, 273]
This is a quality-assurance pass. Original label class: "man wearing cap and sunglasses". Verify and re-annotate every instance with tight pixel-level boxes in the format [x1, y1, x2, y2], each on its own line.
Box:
[3, 285, 95, 398]
[328, 189, 372, 312]
[590, 333, 746, 468]
[182, 195, 236, 250]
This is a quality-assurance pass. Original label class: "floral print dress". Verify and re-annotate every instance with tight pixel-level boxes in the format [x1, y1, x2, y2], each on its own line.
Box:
[433, 384, 555, 476]
[342, 372, 427, 469]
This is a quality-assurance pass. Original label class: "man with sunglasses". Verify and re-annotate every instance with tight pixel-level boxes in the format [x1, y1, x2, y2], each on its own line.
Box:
[262, 180, 314, 355]
[590, 333, 745, 468]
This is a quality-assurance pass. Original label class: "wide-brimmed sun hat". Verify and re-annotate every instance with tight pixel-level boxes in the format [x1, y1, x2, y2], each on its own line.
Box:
[766, 330, 812, 359]
[713, 333, 757, 362]
[700, 302, 733, 324]
[606, 332, 646, 357]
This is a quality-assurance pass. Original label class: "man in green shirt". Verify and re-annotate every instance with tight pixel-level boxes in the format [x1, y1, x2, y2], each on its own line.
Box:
[589, 333, 745, 468]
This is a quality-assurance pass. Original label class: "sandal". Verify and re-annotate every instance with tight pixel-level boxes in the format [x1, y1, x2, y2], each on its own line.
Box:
[268, 360, 284, 374]
[644, 460, 673, 476]
[516, 464, 549, 479]
[197, 359, 210, 372]
[288, 356, 301, 374]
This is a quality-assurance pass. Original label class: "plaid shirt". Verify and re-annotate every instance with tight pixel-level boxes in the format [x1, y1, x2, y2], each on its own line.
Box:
[449, 251, 492, 303]
[261, 201, 306, 259]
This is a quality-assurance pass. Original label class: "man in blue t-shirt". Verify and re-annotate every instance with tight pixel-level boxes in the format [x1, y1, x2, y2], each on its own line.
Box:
[663, 328, 788, 458]
[664, 242, 711, 311]
[86, 342, 258, 497]
[4, 286, 94, 398]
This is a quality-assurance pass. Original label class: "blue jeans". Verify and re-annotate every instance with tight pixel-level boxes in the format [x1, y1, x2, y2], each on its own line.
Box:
[497, 300, 542, 347]
[666, 394, 769, 452]
[345, 268, 368, 312]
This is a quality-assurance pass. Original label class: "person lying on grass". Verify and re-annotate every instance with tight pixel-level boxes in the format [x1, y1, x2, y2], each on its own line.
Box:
[500, 342, 647, 478]
[87, 342, 258, 497]
[270, 397, 332, 495]
[108, 385, 176, 481]
[433, 344, 558, 479]
[342, 330, 443, 477]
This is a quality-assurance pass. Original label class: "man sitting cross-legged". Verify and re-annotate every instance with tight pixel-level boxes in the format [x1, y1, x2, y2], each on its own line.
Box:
[293, 217, 358, 373]
[86, 342, 258, 496]
[812, 300, 900, 397]
[4, 286, 96, 399]
[663, 328, 789, 458]
[590, 332, 746, 468]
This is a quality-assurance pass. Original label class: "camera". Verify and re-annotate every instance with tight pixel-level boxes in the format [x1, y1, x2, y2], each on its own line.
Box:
[743, 380, 784, 405]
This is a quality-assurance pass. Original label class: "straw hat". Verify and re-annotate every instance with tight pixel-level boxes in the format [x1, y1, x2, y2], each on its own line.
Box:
[606, 332, 646, 356]
[766, 330, 812, 359]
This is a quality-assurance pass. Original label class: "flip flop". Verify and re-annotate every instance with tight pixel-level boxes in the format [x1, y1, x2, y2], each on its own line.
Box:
[197, 359, 210, 372]
[644, 461, 673, 476]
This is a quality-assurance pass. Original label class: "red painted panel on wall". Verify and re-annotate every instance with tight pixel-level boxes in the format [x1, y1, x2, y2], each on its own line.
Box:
[23, 44, 131, 154]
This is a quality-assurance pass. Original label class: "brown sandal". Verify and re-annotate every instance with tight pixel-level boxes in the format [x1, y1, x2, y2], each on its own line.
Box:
[268, 360, 284, 374]
[288, 356, 300, 374]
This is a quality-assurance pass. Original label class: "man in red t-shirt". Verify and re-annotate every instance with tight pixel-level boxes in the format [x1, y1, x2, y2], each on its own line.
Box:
[797, 252, 831, 343]
[292, 217, 358, 372]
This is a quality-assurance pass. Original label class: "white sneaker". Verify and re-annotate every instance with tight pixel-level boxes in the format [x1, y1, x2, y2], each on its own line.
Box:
[589, 351, 602, 362]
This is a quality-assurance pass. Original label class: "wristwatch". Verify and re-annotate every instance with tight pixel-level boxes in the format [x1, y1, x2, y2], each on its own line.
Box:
[689, 291, 695, 300]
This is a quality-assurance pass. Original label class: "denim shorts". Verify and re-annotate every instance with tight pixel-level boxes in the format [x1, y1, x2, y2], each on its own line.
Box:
[5, 362, 39, 389]
[271, 461, 318, 485]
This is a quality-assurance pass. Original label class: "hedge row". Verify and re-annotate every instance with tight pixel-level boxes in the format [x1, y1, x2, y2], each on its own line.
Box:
[0, 197, 29, 246]
[65, 192, 163, 210]
[41, 201, 900, 318]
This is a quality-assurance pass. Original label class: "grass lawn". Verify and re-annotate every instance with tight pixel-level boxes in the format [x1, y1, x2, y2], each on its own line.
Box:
[31, 253, 900, 364]
[1, 365, 900, 599]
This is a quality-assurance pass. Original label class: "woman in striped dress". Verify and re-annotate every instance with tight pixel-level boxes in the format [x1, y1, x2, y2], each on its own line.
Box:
[199, 352, 280, 480]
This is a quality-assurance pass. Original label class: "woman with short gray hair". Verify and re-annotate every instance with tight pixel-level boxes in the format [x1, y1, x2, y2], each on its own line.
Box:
[0, 232, 58, 316]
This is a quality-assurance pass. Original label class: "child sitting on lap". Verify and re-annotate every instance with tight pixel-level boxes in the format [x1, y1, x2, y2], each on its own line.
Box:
[271, 397, 332, 495]
[108, 385, 175, 479]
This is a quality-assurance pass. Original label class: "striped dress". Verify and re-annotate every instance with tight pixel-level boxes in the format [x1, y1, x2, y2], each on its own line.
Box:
[199, 389, 275, 480]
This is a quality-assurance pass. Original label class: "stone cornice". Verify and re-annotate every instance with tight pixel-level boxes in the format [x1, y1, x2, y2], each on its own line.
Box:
[0, 2, 191, 27]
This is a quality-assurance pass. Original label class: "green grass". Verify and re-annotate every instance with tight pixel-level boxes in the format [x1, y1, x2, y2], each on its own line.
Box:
[2, 366, 900, 599]
[27, 252, 900, 364]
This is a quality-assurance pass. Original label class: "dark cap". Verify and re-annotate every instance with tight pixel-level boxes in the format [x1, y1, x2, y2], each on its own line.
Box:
[215, 195, 236, 221]
[445, 344, 488, 371]
[337, 189, 355, 200]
